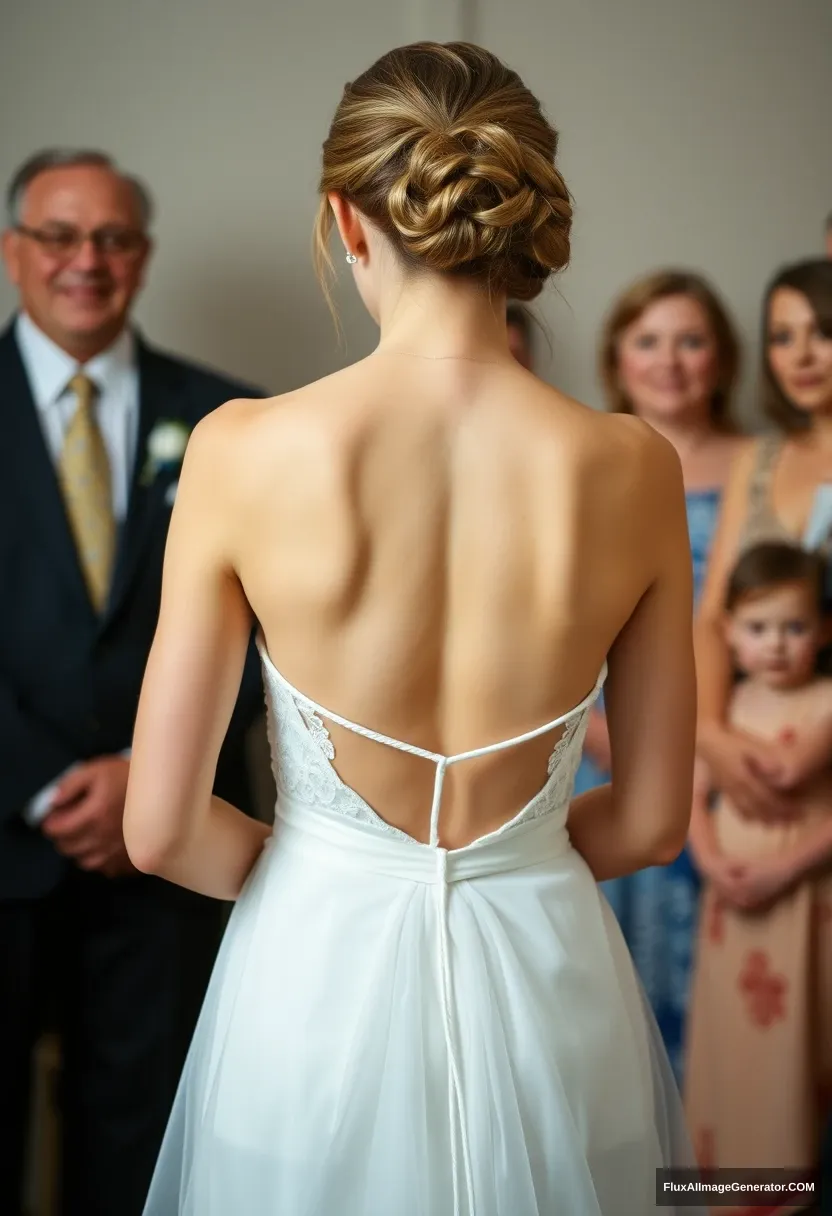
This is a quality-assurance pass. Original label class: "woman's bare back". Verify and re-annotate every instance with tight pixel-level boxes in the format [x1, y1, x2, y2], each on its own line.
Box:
[215, 352, 686, 845]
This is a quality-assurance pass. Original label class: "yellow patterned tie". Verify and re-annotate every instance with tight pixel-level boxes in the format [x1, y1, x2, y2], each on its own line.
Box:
[58, 373, 115, 611]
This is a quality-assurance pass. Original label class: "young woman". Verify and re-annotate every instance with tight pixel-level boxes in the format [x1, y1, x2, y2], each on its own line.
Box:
[696, 260, 832, 824]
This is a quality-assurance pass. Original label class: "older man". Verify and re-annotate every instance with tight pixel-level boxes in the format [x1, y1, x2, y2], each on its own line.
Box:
[0, 149, 264, 1216]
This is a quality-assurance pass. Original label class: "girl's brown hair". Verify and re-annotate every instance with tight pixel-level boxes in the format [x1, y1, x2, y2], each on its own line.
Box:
[761, 259, 832, 433]
[725, 541, 826, 612]
[600, 270, 741, 432]
[314, 43, 572, 304]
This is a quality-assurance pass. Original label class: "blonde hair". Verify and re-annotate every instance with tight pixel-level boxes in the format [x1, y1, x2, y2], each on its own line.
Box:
[600, 270, 741, 432]
[314, 43, 572, 306]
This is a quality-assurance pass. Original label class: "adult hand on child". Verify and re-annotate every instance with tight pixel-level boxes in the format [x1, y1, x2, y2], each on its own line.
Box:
[721, 853, 797, 912]
[703, 728, 799, 821]
[756, 725, 832, 794]
[697, 850, 749, 907]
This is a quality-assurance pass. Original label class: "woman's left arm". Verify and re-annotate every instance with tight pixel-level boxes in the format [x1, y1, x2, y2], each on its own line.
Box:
[123, 406, 270, 899]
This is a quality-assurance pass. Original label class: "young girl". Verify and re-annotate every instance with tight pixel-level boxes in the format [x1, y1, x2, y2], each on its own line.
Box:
[686, 541, 832, 1186]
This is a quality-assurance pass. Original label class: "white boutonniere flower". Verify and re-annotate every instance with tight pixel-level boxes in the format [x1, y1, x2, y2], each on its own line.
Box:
[141, 420, 191, 486]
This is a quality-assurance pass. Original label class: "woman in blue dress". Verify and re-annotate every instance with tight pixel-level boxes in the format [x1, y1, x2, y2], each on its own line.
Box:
[573, 270, 748, 1082]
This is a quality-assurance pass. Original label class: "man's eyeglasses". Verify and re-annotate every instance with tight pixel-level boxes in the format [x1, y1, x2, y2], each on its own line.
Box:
[15, 224, 148, 260]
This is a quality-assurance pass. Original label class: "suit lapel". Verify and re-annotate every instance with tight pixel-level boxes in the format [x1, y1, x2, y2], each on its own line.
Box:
[104, 339, 184, 623]
[1, 324, 96, 618]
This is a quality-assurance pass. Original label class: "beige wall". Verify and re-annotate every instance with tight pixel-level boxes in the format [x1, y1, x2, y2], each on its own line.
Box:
[2, 0, 831, 419]
[476, 0, 832, 421]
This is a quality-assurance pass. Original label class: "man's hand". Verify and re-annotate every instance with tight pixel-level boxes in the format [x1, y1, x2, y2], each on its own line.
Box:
[41, 756, 136, 878]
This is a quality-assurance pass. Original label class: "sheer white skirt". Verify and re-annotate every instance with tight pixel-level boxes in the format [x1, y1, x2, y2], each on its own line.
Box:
[142, 798, 702, 1216]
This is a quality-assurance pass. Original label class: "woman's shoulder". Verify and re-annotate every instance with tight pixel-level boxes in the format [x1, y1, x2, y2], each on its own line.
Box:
[544, 408, 692, 556]
[581, 408, 685, 488]
[185, 369, 360, 452]
[534, 394, 674, 465]
[174, 390, 320, 504]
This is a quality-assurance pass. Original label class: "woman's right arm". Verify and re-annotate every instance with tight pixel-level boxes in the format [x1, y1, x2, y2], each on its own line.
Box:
[694, 444, 754, 729]
[694, 444, 795, 818]
[569, 431, 696, 880]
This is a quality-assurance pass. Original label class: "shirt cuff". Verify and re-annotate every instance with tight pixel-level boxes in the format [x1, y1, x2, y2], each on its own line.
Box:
[22, 762, 82, 828]
[22, 752, 132, 828]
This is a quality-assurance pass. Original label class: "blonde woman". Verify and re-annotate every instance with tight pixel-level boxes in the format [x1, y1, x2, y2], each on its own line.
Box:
[572, 270, 747, 1082]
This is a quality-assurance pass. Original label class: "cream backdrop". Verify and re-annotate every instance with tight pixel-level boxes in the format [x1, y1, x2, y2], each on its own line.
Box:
[1, 0, 831, 419]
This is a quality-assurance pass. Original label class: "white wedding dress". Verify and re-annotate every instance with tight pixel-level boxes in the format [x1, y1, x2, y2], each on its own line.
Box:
[143, 639, 702, 1215]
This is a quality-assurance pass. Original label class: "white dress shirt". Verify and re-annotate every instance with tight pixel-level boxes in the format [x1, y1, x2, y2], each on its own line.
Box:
[15, 310, 140, 521]
[16, 312, 138, 825]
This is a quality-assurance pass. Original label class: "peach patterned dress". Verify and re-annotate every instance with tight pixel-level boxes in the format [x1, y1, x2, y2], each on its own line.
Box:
[684, 787, 832, 1185]
[684, 436, 832, 1210]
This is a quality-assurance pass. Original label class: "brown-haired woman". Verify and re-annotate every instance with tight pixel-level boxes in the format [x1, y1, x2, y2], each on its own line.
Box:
[696, 259, 832, 821]
[125, 44, 701, 1215]
[573, 270, 748, 1085]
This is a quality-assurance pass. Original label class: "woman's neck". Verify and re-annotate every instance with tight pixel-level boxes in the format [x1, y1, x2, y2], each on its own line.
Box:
[375, 276, 512, 364]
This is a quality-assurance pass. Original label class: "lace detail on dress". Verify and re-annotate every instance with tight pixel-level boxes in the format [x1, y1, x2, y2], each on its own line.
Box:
[262, 669, 413, 841]
[296, 703, 335, 760]
[548, 713, 582, 777]
[494, 705, 593, 835]
[259, 643, 603, 845]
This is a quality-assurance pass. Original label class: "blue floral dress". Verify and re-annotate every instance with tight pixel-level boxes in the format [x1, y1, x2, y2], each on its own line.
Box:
[572, 488, 722, 1083]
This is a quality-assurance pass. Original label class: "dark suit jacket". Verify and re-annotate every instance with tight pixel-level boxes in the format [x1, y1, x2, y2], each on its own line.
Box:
[0, 321, 266, 899]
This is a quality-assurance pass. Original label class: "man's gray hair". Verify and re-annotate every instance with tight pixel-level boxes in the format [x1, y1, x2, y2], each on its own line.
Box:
[5, 148, 153, 229]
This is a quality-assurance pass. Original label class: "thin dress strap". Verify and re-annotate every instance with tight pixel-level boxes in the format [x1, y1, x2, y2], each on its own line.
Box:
[259, 639, 606, 767]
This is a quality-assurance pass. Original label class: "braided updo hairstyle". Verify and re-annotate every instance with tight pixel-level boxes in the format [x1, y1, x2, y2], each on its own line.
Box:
[314, 42, 572, 302]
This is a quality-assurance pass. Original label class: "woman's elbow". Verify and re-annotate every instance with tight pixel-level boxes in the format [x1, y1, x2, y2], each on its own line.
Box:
[123, 807, 182, 877]
[646, 817, 690, 867]
[124, 833, 172, 877]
